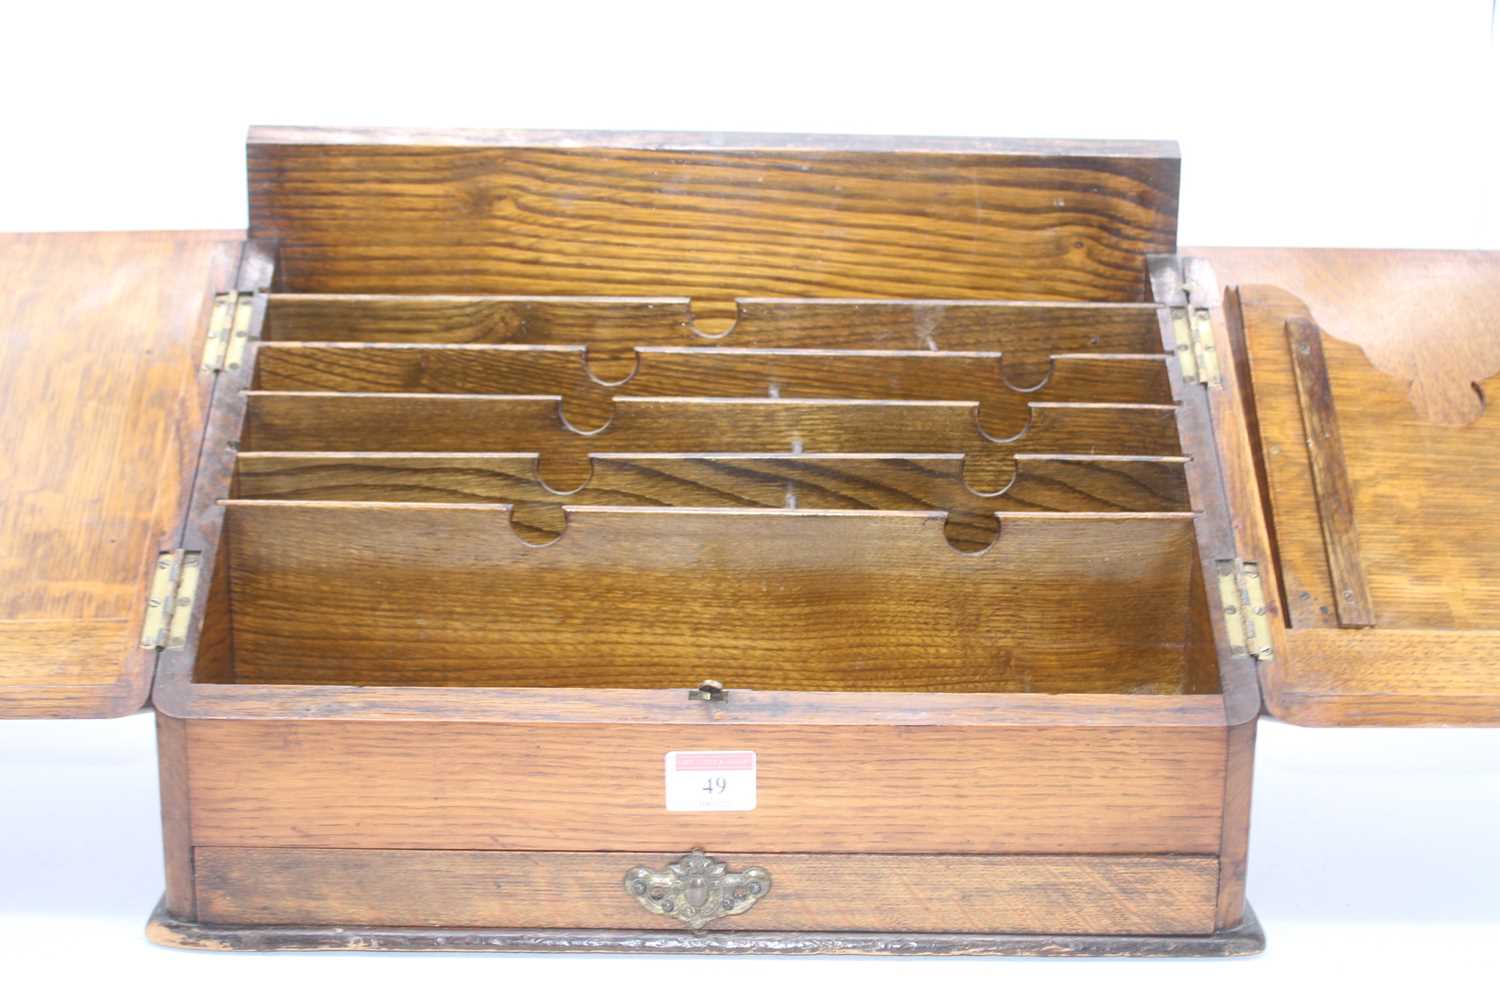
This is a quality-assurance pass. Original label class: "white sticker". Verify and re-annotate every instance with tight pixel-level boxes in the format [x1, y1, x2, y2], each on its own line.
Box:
[665, 750, 757, 812]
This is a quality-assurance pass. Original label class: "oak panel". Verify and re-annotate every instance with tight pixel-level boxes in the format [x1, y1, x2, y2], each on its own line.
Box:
[194, 849, 1220, 935]
[249, 129, 1180, 315]
[1271, 629, 1500, 725]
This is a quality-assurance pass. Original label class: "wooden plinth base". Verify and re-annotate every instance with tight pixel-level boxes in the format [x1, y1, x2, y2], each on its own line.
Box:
[146, 898, 1264, 957]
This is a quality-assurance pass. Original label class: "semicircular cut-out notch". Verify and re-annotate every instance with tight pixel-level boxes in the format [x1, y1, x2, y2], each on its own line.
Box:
[508, 500, 569, 546]
[533, 446, 596, 496]
[959, 451, 1019, 498]
[973, 402, 1035, 448]
[557, 390, 617, 436]
[943, 510, 1002, 554]
[998, 355, 1057, 394]
[974, 395, 1034, 443]
[687, 297, 742, 338]
[580, 345, 641, 386]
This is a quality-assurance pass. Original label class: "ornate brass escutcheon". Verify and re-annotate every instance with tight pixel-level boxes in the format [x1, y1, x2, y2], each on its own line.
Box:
[624, 849, 770, 930]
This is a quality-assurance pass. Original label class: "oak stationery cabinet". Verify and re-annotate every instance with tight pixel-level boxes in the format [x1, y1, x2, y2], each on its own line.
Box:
[3, 129, 1497, 955]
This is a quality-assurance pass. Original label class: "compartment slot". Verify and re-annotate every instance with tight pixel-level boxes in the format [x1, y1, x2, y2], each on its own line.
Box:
[232, 453, 1191, 549]
[239, 394, 1183, 495]
[218, 504, 1213, 695]
[265, 295, 1165, 363]
[253, 344, 1171, 438]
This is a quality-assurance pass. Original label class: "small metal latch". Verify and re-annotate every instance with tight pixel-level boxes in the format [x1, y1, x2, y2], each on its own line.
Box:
[140, 550, 203, 650]
[689, 679, 727, 702]
[1215, 560, 1274, 661]
[200, 292, 254, 373]
[1172, 306, 1221, 387]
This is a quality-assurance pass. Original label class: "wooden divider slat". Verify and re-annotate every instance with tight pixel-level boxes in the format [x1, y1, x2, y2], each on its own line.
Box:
[232, 453, 1190, 549]
[264, 296, 1167, 385]
[253, 345, 1171, 438]
[240, 394, 1182, 495]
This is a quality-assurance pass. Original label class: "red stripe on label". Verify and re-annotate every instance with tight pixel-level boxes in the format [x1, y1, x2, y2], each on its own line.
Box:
[673, 752, 754, 772]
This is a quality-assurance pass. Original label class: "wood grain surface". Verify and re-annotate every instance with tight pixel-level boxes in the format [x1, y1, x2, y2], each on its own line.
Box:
[1236, 283, 1500, 632]
[182, 716, 1226, 854]
[159, 683, 1226, 726]
[218, 504, 1208, 693]
[193, 849, 1219, 935]
[1283, 317, 1374, 627]
[1203, 247, 1500, 427]
[0, 230, 243, 718]
[147, 897, 1266, 956]
[239, 393, 1183, 495]
[1272, 629, 1500, 725]
[249, 129, 1179, 319]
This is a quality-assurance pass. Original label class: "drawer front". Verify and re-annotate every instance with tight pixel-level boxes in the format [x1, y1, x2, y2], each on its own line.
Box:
[184, 718, 1227, 855]
[193, 848, 1220, 936]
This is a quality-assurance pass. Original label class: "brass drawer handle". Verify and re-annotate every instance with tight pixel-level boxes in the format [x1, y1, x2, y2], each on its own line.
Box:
[625, 849, 770, 929]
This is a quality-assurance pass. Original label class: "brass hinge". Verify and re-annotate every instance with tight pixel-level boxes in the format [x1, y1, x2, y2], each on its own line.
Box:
[1149, 255, 1223, 388]
[1215, 560, 1274, 661]
[1171, 305, 1221, 387]
[200, 292, 254, 373]
[139, 550, 203, 650]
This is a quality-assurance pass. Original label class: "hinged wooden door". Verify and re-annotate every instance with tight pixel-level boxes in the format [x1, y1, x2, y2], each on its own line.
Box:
[1200, 247, 1500, 725]
[0, 230, 245, 718]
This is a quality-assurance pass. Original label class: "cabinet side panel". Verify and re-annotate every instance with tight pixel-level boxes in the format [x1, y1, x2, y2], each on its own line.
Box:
[1214, 718, 1255, 928]
[156, 714, 195, 919]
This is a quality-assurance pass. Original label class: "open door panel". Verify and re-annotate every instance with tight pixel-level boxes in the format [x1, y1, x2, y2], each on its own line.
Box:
[0, 230, 243, 718]
[1201, 247, 1500, 725]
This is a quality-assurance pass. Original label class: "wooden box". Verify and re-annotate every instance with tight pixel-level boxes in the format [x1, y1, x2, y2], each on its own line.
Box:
[4, 129, 1498, 956]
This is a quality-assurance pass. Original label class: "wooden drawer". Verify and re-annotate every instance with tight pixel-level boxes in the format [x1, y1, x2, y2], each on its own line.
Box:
[192, 849, 1221, 935]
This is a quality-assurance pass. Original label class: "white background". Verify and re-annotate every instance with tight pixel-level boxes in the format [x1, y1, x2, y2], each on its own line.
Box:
[2, 0, 1498, 993]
